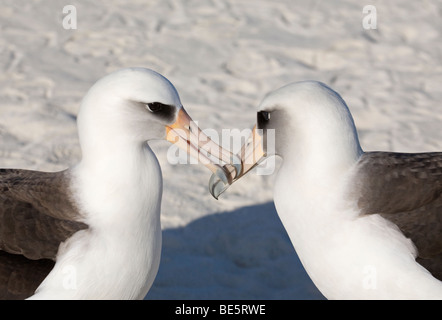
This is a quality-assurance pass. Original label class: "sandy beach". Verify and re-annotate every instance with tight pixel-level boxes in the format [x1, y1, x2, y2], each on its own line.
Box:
[0, 0, 441, 299]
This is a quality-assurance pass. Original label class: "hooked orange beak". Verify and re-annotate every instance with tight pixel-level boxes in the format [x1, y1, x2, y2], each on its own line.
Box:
[166, 108, 241, 190]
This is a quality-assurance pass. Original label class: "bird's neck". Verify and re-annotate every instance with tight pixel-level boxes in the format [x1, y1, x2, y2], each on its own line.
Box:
[33, 142, 163, 300]
[72, 140, 163, 232]
[273, 140, 362, 282]
[274, 123, 363, 227]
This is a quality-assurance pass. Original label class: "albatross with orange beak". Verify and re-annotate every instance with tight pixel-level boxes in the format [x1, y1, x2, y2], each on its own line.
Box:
[210, 80, 442, 299]
[0, 67, 240, 299]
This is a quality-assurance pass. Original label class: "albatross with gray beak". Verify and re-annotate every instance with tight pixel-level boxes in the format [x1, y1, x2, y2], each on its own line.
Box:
[0, 67, 239, 299]
[210, 81, 442, 299]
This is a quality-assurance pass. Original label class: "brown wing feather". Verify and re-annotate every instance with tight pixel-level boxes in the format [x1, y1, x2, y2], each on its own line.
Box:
[0, 169, 88, 260]
[0, 251, 54, 299]
[0, 169, 88, 299]
[354, 152, 442, 280]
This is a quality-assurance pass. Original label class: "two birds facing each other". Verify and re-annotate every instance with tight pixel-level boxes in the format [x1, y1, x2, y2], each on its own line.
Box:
[0, 67, 441, 300]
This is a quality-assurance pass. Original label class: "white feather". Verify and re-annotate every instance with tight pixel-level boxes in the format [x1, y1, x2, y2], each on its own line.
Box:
[28, 68, 180, 299]
[263, 81, 442, 299]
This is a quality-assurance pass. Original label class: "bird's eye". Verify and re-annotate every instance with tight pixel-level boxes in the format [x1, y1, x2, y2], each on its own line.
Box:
[257, 110, 271, 130]
[146, 102, 165, 113]
[260, 111, 271, 121]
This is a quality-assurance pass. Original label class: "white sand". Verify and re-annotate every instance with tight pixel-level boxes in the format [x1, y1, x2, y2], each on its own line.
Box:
[0, 0, 441, 299]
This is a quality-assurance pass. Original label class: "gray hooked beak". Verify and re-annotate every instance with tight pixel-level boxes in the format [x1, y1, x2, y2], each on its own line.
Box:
[209, 125, 266, 199]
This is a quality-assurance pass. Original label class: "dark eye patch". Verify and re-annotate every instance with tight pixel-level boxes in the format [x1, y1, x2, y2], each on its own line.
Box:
[147, 102, 164, 112]
[145, 102, 176, 123]
[257, 110, 271, 129]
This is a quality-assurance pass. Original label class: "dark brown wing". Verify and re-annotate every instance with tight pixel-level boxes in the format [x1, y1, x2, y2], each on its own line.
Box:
[0, 251, 54, 299]
[0, 169, 88, 299]
[354, 152, 442, 280]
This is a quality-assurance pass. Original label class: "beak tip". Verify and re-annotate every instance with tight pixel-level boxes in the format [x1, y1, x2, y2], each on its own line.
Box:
[208, 173, 230, 200]
[209, 186, 220, 200]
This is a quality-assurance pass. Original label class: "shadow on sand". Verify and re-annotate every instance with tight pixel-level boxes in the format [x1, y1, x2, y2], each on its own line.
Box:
[146, 202, 325, 300]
